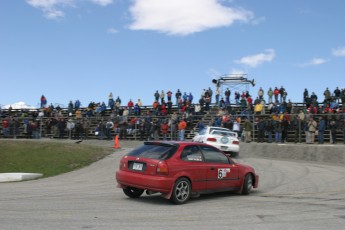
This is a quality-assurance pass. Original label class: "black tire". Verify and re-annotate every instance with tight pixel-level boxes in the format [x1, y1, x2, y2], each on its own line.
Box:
[170, 178, 191, 204]
[123, 187, 144, 198]
[242, 174, 253, 195]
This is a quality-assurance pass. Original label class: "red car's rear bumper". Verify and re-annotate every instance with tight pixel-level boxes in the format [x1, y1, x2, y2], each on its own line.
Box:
[116, 170, 174, 194]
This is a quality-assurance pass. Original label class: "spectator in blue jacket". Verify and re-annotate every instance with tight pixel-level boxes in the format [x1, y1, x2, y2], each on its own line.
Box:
[318, 116, 326, 144]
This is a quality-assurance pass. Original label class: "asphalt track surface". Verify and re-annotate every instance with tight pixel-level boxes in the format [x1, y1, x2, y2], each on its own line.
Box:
[1, 140, 345, 230]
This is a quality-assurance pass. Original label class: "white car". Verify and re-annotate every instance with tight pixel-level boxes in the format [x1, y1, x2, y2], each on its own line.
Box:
[192, 126, 240, 157]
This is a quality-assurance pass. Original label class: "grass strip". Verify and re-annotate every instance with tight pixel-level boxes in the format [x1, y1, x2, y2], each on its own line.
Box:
[0, 140, 113, 178]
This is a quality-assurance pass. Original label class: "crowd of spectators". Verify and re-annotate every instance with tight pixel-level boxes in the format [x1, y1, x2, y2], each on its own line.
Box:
[1, 86, 345, 144]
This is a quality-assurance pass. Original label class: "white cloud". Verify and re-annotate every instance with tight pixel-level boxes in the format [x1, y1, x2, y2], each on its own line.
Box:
[251, 16, 265, 25]
[229, 69, 246, 75]
[208, 68, 246, 78]
[89, 0, 113, 7]
[297, 8, 313, 15]
[2, 102, 36, 110]
[107, 27, 118, 34]
[235, 49, 275, 68]
[299, 58, 327, 67]
[26, 0, 74, 19]
[332, 47, 345, 57]
[44, 8, 65, 19]
[310, 58, 327, 65]
[128, 0, 254, 36]
[26, 0, 72, 8]
[26, 0, 113, 19]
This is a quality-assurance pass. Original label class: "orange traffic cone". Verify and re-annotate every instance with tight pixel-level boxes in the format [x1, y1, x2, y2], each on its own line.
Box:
[113, 134, 120, 149]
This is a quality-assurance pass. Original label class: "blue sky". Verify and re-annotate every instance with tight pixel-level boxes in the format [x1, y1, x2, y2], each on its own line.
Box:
[1, 0, 344, 108]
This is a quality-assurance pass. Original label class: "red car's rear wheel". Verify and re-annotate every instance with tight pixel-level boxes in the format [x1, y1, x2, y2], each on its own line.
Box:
[170, 178, 191, 204]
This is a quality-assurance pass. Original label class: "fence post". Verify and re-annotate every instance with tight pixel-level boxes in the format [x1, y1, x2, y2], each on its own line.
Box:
[298, 119, 301, 143]
[40, 117, 43, 139]
[252, 113, 255, 142]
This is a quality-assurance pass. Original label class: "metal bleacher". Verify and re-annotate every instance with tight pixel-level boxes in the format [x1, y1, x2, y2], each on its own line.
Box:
[0, 102, 344, 143]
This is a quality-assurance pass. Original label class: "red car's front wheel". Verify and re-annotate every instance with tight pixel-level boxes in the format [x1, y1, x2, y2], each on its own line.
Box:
[242, 174, 253, 195]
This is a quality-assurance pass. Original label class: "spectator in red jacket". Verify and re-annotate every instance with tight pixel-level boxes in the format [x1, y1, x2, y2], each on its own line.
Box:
[161, 102, 167, 116]
[273, 87, 279, 104]
[2, 119, 9, 137]
[160, 119, 169, 140]
[127, 99, 134, 115]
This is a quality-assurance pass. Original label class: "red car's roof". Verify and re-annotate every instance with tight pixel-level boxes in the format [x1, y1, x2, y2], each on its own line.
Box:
[143, 141, 209, 147]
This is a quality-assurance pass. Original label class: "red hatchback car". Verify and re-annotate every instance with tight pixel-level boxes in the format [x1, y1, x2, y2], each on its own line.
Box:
[116, 141, 259, 204]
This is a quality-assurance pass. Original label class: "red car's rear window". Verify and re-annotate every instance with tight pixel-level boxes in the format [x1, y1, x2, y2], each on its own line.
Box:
[127, 142, 178, 160]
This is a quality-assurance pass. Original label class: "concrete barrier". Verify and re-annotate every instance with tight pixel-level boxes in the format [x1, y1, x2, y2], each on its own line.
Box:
[239, 142, 345, 165]
[0, 173, 43, 183]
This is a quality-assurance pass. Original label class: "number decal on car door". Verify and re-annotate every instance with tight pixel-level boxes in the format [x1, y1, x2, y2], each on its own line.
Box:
[218, 168, 231, 179]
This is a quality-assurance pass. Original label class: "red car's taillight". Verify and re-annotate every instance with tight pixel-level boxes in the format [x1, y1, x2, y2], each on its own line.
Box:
[156, 161, 169, 175]
[119, 161, 126, 169]
[232, 141, 240, 145]
[119, 157, 127, 169]
[206, 137, 217, 142]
